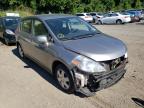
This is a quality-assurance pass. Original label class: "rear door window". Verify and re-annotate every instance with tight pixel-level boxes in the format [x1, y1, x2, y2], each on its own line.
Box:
[21, 19, 32, 34]
[111, 14, 118, 17]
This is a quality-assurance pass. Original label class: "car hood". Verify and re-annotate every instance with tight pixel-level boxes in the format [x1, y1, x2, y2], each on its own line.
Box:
[62, 34, 127, 61]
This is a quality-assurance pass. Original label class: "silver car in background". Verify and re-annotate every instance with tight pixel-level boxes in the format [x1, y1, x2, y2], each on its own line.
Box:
[16, 14, 128, 96]
[97, 13, 131, 24]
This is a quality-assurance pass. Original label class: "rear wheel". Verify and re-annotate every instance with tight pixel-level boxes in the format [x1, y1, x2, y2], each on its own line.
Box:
[17, 44, 25, 58]
[116, 19, 122, 24]
[55, 64, 75, 94]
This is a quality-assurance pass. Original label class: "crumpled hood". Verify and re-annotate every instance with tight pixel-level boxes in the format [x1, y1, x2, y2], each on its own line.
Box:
[62, 34, 127, 61]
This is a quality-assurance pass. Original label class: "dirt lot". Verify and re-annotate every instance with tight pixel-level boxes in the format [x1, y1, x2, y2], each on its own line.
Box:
[0, 23, 144, 108]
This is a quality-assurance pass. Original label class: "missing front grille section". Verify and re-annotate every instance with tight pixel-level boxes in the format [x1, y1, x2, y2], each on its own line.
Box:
[102, 56, 125, 70]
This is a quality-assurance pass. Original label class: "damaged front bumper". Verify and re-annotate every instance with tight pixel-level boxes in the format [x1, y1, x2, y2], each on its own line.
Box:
[73, 60, 127, 96]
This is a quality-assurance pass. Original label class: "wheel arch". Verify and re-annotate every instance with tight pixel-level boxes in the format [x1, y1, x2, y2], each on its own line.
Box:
[52, 60, 69, 74]
[52, 60, 75, 79]
[116, 19, 122, 23]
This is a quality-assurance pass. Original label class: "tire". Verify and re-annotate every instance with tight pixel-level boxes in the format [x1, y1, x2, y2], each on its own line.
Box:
[116, 19, 122, 24]
[55, 64, 75, 94]
[97, 20, 102, 25]
[17, 44, 25, 58]
[4, 37, 9, 46]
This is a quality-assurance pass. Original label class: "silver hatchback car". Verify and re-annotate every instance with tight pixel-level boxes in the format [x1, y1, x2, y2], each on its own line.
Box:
[16, 14, 128, 96]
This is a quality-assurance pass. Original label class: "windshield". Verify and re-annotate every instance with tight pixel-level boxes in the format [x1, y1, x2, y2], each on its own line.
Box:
[4, 18, 20, 28]
[46, 17, 99, 40]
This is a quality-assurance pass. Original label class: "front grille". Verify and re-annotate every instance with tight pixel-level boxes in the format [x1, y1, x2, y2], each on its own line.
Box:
[87, 63, 126, 92]
[102, 56, 125, 71]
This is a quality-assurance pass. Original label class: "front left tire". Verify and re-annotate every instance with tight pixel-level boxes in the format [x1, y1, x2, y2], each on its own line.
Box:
[55, 64, 75, 94]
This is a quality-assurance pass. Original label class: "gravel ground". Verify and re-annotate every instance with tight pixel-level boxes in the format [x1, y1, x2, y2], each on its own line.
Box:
[0, 23, 144, 108]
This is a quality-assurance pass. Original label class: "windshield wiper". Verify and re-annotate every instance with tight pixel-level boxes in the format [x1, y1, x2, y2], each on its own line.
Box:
[60, 32, 101, 41]
[69, 32, 101, 40]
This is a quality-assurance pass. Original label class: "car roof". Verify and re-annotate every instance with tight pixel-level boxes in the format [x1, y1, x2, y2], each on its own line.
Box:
[23, 14, 75, 21]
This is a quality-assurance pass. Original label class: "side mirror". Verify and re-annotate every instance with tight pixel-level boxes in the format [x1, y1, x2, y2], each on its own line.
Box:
[35, 35, 48, 45]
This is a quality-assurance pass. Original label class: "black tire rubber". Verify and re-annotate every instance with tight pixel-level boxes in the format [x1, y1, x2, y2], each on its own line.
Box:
[55, 64, 75, 94]
[97, 20, 102, 25]
[17, 44, 25, 59]
[116, 19, 122, 24]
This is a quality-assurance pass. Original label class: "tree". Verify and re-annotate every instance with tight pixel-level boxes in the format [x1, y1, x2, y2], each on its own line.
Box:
[122, 0, 131, 9]
[135, 0, 142, 8]
[101, 0, 115, 11]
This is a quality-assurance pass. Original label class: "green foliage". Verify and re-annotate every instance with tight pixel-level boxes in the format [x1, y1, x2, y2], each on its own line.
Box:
[135, 0, 142, 8]
[0, 0, 143, 15]
[122, 0, 132, 9]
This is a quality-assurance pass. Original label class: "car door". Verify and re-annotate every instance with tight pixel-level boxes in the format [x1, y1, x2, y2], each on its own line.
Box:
[110, 14, 119, 23]
[106, 14, 114, 24]
[31, 19, 56, 72]
[101, 14, 111, 24]
[19, 19, 33, 56]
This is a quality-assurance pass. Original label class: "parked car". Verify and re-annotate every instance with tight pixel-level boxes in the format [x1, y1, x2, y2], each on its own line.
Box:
[76, 13, 93, 22]
[125, 10, 143, 20]
[0, 16, 20, 45]
[16, 14, 128, 96]
[90, 12, 103, 23]
[141, 9, 144, 20]
[121, 12, 140, 22]
[97, 13, 131, 24]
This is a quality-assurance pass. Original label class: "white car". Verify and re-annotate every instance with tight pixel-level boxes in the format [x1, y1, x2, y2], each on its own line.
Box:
[97, 13, 131, 24]
[76, 13, 93, 22]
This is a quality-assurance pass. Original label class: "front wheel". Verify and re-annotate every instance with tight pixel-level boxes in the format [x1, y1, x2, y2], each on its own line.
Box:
[55, 64, 75, 94]
[17, 44, 25, 58]
[97, 20, 102, 25]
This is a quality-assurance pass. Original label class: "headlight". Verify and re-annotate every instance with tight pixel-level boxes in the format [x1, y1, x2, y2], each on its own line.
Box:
[5, 29, 15, 35]
[72, 55, 106, 73]
[124, 52, 128, 58]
